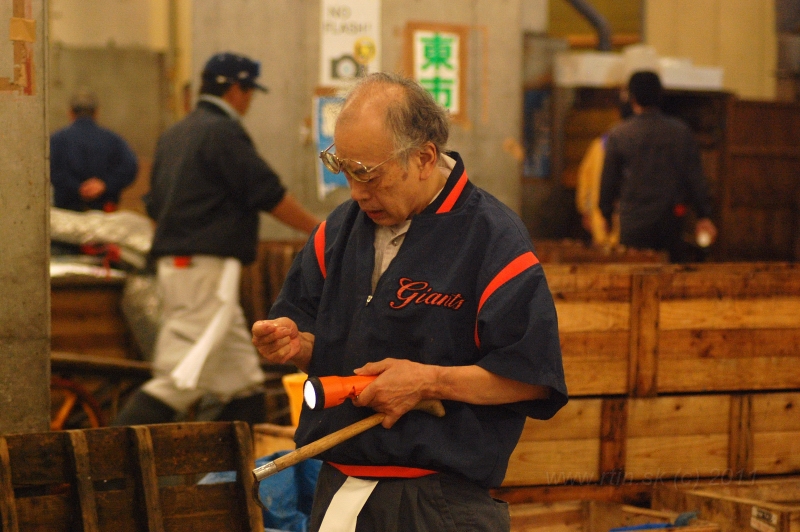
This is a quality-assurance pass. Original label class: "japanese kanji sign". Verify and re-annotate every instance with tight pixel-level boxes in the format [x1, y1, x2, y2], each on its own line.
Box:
[406, 22, 468, 122]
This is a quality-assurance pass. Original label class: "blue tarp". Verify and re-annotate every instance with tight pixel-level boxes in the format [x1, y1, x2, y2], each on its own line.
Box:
[199, 451, 321, 532]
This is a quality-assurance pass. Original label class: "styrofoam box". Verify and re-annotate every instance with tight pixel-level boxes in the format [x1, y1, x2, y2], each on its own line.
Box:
[659, 57, 724, 90]
[554, 51, 625, 87]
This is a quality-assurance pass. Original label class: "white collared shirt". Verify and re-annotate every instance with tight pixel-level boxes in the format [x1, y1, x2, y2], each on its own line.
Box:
[370, 154, 456, 292]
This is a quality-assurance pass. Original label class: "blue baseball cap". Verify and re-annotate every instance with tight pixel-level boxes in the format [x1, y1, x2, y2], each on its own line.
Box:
[202, 52, 268, 92]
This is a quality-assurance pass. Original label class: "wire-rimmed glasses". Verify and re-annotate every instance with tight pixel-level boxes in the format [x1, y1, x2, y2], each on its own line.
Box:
[319, 144, 394, 183]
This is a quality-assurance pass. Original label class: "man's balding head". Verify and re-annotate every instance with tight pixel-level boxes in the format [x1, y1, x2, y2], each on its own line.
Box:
[337, 73, 450, 165]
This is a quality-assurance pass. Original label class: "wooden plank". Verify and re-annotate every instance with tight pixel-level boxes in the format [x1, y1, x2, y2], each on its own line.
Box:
[232, 421, 264, 532]
[628, 396, 731, 437]
[508, 500, 584, 531]
[544, 267, 633, 302]
[494, 482, 652, 507]
[660, 297, 800, 331]
[0, 437, 18, 532]
[131, 426, 165, 532]
[561, 331, 629, 396]
[51, 317, 128, 337]
[659, 329, 800, 360]
[652, 479, 800, 532]
[752, 432, 800, 475]
[159, 484, 245, 532]
[751, 392, 800, 432]
[507, 500, 720, 532]
[657, 356, 800, 393]
[67, 430, 100, 532]
[508, 401, 603, 485]
[95, 491, 145, 532]
[626, 434, 730, 480]
[519, 399, 602, 441]
[504, 439, 601, 486]
[588, 501, 720, 532]
[626, 396, 731, 480]
[660, 263, 800, 298]
[728, 395, 753, 477]
[599, 398, 628, 483]
[51, 351, 152, 379]
[628, 271, 660, 397]
[4, 431, 72, 485]
[553, 301, 630, 333]
[15, 496, 73, 532]
[147, 422, 238, 476]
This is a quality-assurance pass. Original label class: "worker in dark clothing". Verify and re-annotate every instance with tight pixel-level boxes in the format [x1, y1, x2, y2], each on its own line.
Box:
[50, 89, 138, 212]
[113, 52, 320, 427]
[599, 71, 717, 262]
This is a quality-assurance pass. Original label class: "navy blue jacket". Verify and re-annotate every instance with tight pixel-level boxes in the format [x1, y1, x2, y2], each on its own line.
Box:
[270, 153, 567, 488]
[50, 117, 138, 211]
[145, 100, 286, 265]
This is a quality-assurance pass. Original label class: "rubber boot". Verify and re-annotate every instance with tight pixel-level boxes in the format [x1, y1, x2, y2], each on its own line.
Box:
[112, 389, 177, 426]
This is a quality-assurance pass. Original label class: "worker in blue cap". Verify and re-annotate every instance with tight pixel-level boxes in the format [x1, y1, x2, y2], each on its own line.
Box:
[113, 52, 321, 427]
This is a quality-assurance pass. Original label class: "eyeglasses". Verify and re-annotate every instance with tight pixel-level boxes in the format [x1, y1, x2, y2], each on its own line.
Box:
[319, 144, 393, 183]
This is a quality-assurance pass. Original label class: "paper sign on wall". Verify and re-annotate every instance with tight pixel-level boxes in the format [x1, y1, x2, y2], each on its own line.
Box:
[320, 0, 381, 88]
[314, 94, 347, 199]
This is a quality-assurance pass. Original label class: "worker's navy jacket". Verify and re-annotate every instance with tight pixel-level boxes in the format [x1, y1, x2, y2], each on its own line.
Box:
[145, 100, 286, 265]
[50, 117, 138, 211]
[270, 153, 568, 488]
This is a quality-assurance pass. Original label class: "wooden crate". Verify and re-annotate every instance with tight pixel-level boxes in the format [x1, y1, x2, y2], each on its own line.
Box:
[51, 276, 135, 359]
[0, 422, 263, 532]
[503, 391, 800, 488]
[532, 239, 668, 264]
[652, 478, 800, 532]
[240, 239, 305, 324]
[509, 500, 720, 531]
[544, 262, 800, 397]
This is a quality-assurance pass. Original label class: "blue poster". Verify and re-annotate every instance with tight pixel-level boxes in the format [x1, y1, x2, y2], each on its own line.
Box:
[314, 94, 347, 199]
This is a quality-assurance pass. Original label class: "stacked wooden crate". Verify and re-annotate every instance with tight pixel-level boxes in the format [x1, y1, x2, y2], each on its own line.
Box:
[509, 500, 720, 531]
[652, 477, 800, 532]
[0, 421, 262, 531]
[498, 262, 800, 506]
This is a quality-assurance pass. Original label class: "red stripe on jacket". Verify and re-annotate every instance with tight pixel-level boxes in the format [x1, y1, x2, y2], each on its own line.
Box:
[474, 251, 540, 347]
[314, 221, 327, 279]
[435, 170, 468, 214]
[328, 462, 437, 478]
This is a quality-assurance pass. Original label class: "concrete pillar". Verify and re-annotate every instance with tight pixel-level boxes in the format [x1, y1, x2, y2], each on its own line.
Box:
[0, 0, 50, 433]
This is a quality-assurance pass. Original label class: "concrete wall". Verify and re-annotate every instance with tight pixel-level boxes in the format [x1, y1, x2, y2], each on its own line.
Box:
[0, 0, 50, 433]
[193, 0, 525, 240]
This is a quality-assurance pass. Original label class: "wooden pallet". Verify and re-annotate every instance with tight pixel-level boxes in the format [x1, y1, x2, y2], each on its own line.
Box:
[0, 422, 263, 532]
[509, 500, 720, 531]
[652, 477, 800, 532]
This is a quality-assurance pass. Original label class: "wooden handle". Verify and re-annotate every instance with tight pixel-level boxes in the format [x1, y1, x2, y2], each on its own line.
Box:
[252, 399, 445, 481]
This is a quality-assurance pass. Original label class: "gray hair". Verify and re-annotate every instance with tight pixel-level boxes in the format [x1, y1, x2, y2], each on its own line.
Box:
[345, 72, 450, 163]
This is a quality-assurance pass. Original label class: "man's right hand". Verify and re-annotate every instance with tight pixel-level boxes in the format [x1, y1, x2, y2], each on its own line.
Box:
[252, 318, 313, 371]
